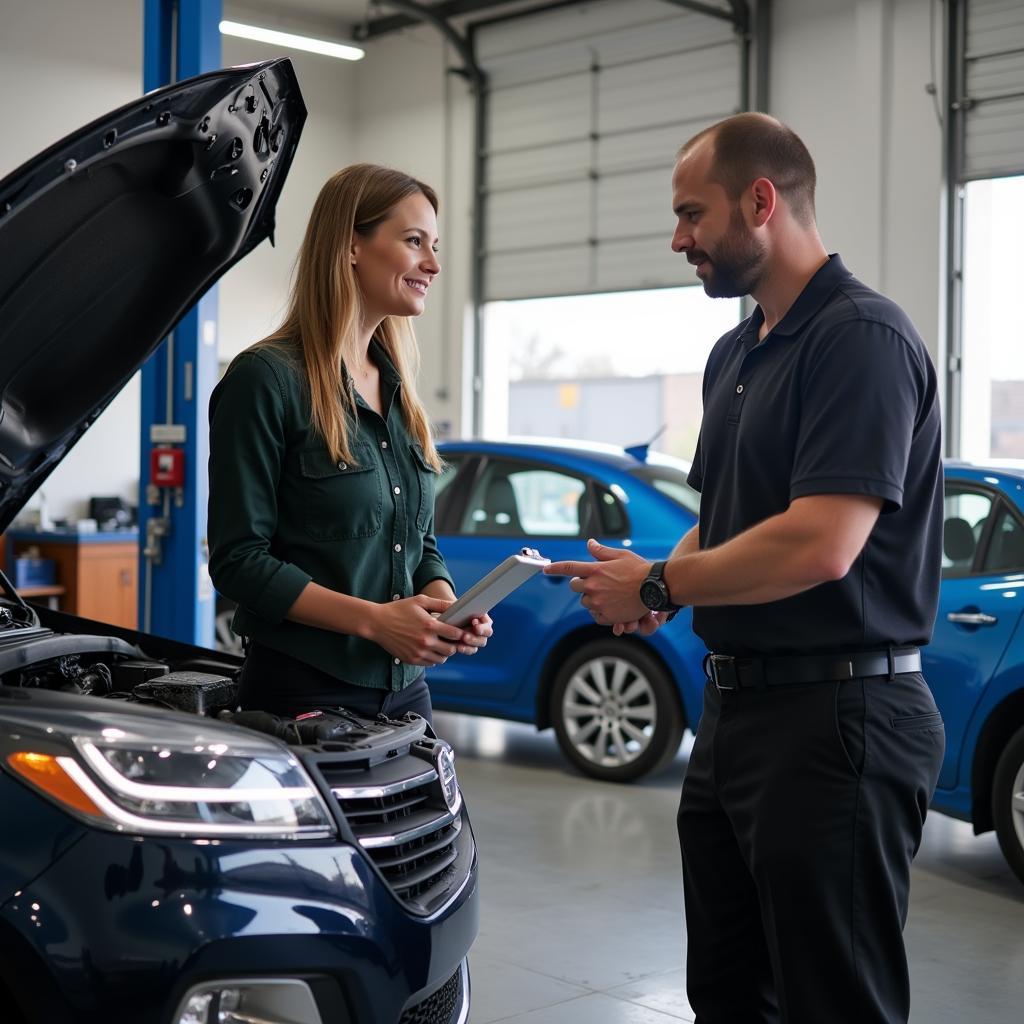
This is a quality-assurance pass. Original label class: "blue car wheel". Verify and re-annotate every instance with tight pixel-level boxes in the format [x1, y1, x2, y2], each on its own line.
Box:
[550, 639, 684, 783]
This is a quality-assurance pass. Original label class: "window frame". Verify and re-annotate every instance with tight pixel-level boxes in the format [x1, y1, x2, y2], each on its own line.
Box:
[941, 480, 1024, 579]
[439, 453, 622, 541]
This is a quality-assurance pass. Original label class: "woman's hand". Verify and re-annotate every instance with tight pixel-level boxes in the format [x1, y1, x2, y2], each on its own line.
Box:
[365, 595, 466, 667]
[454, 613, 493, 656]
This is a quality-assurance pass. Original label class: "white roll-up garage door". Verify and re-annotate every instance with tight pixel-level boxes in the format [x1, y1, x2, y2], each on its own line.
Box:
[477, 0, 744, 301]
[963, 0, 1024, 180]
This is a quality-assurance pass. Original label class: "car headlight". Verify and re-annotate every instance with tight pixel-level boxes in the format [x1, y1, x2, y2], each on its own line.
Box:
[5, 723, 335, 840]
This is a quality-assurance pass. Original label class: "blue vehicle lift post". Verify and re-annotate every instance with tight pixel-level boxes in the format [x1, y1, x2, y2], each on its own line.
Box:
[139, 0, 222, 645]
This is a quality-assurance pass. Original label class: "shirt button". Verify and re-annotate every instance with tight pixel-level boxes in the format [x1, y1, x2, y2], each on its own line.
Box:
[393, 486, 401, 495]
[337, 461, 347, 470]
[736, 385, 744, 394]
[394, 543, 402, 552]
[381, 440, 388, 449]
[394, 657, 401, 665]
[392, 593, 401, 601]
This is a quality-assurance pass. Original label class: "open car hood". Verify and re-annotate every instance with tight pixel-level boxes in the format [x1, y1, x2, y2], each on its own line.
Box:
[0, 59, 306, 531]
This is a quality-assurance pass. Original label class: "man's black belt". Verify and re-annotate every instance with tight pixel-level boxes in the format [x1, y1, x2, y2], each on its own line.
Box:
[703, 647, 922, 691]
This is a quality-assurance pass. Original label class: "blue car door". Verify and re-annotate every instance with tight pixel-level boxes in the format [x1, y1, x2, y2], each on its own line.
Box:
[924, 481, 1024, 789]
[429, 457, 595, 704]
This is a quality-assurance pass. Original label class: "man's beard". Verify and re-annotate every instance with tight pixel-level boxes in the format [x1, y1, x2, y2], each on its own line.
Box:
[695, 207, 767, 299]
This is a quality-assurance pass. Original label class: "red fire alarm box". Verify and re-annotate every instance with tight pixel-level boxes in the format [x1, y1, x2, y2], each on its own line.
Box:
[151, 447, 185, 487]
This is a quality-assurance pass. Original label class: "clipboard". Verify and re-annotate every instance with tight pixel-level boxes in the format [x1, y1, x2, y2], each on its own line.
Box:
[439, 548, 550, 626]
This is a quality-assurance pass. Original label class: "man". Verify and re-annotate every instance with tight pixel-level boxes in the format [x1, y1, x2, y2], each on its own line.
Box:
[545, 113, 945, 1024]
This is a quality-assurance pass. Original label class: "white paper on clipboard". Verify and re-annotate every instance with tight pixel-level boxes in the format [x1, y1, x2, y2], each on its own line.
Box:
[439, 548, 550, 626]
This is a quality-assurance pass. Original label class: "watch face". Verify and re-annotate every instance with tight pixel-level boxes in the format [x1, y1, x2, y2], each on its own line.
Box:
[640, 578, 665, 611]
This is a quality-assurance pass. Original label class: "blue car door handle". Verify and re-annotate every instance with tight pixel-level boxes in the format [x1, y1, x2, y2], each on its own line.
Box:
[947, 610, 998, 626]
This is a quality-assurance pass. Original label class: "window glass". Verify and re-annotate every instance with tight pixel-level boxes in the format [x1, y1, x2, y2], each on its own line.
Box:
[460, 461, 587, 537]
[942, 488, 993, 573]
[982, 506, 1024, 574]
[594, 484, 629, 537]
[481, 288, 740, 462]
[434, 456, 462, 525]
[961, 175, 1024, 460]
[630, 464, 701, 515]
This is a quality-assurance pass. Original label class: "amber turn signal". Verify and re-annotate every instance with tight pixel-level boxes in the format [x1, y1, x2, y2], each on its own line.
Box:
[6, 752, 102, 817]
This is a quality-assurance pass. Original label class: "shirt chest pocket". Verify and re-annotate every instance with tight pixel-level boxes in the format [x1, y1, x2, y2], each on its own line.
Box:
[409, 443, 437, 532]
[298, 442, 382, 541]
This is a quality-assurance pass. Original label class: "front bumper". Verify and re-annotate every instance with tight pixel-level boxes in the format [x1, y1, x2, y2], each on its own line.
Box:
[0, 829, 479, 1024]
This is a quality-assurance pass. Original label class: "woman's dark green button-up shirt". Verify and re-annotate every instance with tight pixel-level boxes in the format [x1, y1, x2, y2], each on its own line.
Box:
[207, 342, 453, 691]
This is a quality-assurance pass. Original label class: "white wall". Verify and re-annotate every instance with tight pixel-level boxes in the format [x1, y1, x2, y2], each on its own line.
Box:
[0, 0, 948, 519]
[770, 0, 942, 362]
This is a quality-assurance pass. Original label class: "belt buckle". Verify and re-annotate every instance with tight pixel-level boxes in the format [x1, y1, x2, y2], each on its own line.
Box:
[708, 654, 738, 691]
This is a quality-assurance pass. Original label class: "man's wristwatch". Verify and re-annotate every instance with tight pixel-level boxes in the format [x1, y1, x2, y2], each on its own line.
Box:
[639, 561, 681, 621]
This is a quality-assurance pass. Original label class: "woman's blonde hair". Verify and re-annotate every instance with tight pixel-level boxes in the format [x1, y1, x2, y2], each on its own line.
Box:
[253, 163, 442, 470]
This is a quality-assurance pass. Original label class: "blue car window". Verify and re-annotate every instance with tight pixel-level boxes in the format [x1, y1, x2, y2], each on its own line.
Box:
[630, 465, 701, 515]
[594, 483, 629, 536]
[434, 456, 463, 525]
[942, 487, 993, 574]
[982, 505, 1024, 573]
[460, 460, 587, 537]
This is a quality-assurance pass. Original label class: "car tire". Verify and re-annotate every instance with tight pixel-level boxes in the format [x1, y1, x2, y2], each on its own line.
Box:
[992, 724, 1024, 886]
[550, 640, 684, 783]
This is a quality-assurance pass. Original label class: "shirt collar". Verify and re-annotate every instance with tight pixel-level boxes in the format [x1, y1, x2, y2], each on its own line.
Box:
[341, 337, 402, 390]
[738, 253, 851, 345]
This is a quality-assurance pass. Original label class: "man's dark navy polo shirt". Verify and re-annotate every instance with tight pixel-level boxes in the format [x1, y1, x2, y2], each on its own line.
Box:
[686, 254, 943, 657]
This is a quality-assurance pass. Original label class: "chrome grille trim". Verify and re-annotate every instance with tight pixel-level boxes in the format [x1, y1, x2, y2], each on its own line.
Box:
[331, 767, 437, 801]
[358, 807, 457, 849]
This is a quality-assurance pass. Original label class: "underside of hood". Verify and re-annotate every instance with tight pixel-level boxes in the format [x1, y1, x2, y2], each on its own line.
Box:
[0, 59, 306, 531]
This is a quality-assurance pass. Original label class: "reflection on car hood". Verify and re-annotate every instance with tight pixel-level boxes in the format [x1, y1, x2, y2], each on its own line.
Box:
[0, 59, 306, 532]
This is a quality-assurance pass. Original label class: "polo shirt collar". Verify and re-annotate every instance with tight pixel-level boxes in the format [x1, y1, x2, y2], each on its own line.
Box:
[741, 253, 852, 344]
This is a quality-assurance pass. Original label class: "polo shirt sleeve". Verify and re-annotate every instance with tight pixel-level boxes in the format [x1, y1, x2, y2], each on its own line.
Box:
[790, 322, 926, 514]
[207, 352, 312, 624]
[687, 429, 704, 492]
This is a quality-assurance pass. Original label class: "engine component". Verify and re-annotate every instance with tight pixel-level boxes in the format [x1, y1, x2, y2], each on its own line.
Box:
[112, 659, 170, 690]
[133, 671, 237, 714]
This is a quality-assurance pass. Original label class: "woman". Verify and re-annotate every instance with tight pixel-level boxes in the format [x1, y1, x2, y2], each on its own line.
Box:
[208, 164, 491, 724]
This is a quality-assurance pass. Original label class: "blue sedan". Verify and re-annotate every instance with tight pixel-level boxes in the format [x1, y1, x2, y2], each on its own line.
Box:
[431, 442, 1024, 883]
[430, 439, 703, 783]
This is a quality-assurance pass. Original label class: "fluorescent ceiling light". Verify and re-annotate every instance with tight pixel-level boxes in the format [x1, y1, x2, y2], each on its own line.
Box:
[219, 19, 365, 61]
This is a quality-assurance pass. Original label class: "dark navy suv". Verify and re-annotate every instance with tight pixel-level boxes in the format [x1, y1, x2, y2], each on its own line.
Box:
[0, 61, 477, 1024]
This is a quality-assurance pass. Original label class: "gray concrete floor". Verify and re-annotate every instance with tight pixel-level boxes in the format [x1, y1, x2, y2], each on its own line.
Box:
[433, 712, 1024, 1024]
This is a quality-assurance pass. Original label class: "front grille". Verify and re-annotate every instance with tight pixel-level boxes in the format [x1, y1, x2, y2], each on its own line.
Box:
[400, 966, 462, 1024]
[322, 752, 469, 914]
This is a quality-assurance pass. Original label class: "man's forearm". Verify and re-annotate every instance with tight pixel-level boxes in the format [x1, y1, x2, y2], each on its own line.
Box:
[663, 509, 841, 607]
[670, 523, 700, 560]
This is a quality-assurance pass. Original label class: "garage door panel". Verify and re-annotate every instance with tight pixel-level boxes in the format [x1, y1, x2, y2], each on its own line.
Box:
[486, 245, 592, 301]
[594, 237, 698, 295]
[597, 168, 674, 240]
[488, 181, 590, 250]
[488, 139, 592, 192]
[598, 45, 739, 135]
[488, 74, 591, 152]
[964, 0, 1024, 180]
[480, 0, 742, 301]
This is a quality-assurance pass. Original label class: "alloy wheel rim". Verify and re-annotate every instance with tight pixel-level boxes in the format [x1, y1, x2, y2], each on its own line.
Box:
[561, 656, 657, 768]
[1012, 758, 1024, 854]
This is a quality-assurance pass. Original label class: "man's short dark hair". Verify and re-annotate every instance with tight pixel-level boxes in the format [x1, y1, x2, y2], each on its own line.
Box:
[679, 113, 817, 226]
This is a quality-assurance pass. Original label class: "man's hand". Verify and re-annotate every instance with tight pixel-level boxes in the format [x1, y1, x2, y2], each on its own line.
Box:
[545, 539, 651, 627]
[612, 611, 673, 637]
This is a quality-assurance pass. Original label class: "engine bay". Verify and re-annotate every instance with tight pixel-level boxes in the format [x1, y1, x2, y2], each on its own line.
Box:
[0, 598, 423, 752]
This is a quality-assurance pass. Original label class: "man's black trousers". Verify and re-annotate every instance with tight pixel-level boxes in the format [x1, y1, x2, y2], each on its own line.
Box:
[678, 671, 944, 1024]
